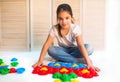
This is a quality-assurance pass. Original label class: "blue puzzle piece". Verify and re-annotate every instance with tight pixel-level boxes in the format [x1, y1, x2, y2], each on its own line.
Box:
[0, 65, 9, 69]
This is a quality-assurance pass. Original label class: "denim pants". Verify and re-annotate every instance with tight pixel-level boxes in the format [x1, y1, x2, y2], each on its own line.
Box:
[48, 44, 94, 63]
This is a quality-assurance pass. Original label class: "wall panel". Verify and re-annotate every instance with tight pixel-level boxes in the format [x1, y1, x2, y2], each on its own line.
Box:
[0, 0, 28, 51]
[82, 0, 105, 50]
[30, 0, 51, 50]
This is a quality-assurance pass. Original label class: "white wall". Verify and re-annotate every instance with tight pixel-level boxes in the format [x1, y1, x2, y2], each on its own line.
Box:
[106, 0, 120, 52]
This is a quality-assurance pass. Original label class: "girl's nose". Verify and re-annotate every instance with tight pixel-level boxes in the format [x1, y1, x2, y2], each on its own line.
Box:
[62, 19, 66, 23]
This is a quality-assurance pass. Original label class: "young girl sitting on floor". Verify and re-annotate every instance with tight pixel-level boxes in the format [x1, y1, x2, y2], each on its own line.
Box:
[32, 3, 100, 72]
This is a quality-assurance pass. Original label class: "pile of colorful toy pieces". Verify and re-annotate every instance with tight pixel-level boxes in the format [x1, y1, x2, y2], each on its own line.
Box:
[0, 58, 25, 75]
[32, 62, 99, 82]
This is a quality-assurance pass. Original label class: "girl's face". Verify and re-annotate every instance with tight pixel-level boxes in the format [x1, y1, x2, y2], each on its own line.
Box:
[57, 11, 72, 29]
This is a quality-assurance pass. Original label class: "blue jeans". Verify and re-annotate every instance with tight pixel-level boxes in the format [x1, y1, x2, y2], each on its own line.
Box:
[48, 44, 94, 63]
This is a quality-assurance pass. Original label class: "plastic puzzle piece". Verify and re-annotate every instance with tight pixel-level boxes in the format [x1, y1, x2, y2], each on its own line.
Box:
[81, 69, 90, 74]
[0, 59, 3, 64]
[0, 59, 9, 69]
[74, 68, 99, 78]
[65, 63, 72, 68]
[54, 62, 62, 68]
[53, 68, 60, 74]
[9, 68, 16, 73]
[48, 62, 54, 67]
[0, 68, 10, 75]
[52, 72, 62, 79]
[11, 58, 18, 62]
[78, 63, 87, 68]
[60, 62, 66, 67]
[72, 63, 79, 69]
[32, 65, 49, 75]
[0, 62, 7, 66]
[71, 79, 80, 82]
[53, 72, 78, 82]
[38, 66, 49, 75]
[32, 66, 41, 74]
[54, 79, 62, 82]
[59, 67, 69, 74]
[11, 62, 19, 67]
[69, 72, 78, 78]
[88, 68, 99, 76]
[48, 66, 54, 74]
[16, 68, 25, 74]
[0, 65, 9, 69]
[60, 74, 71, 81]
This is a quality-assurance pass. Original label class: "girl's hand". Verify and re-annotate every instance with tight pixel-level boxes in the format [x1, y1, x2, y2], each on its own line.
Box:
[88, 64, 100, 72]
[32, 62, 43, 68]
[93, 66, 100, 72]
[86, 59, 100, 72]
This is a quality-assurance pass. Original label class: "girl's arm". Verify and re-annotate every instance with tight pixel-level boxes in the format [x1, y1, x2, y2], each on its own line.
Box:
[76, 34, 100, 72]
[32, 35, 54, 68]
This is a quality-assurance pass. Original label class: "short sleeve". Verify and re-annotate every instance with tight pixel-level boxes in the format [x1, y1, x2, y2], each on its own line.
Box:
[49, 27, 55, 37]
[73, 25, 82, 37]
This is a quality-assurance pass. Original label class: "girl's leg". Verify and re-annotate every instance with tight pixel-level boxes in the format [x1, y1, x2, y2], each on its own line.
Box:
[48, 46, 77, 62]
[69, 44, 94, 63]
[48, 44, 94, 63]
[70, 44, 94, 58]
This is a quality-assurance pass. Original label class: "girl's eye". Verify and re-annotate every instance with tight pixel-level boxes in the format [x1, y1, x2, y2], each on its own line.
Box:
[66, 17, 69, 20]
[58, 17, 62, 20]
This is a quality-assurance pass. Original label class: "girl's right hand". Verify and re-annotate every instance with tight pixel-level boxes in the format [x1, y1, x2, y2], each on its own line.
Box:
[87, 63, 100, 72]
[32, 62, 43, 68]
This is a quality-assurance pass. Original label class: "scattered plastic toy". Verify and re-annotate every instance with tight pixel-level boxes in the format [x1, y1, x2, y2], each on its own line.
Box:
[11, 58, 18, 62]
[0, 68, 10, 75]
[0, 59, 3, 64]
[0, 59, 9, 69]
[16, 68, 25, 74]
[0, 58, 25, 75]
[9, 68, 16, 73]
[11, 62, 19, 67]
[10, 58, 19, 67]
[0, 65, 9, 69]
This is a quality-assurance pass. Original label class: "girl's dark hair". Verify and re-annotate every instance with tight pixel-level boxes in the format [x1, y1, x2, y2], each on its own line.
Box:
[56, 3, 74, 37]
[57, 3, 73, 19]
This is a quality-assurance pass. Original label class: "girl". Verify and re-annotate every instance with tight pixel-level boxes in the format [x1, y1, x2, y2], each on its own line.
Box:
[32, 3, 100, 72]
